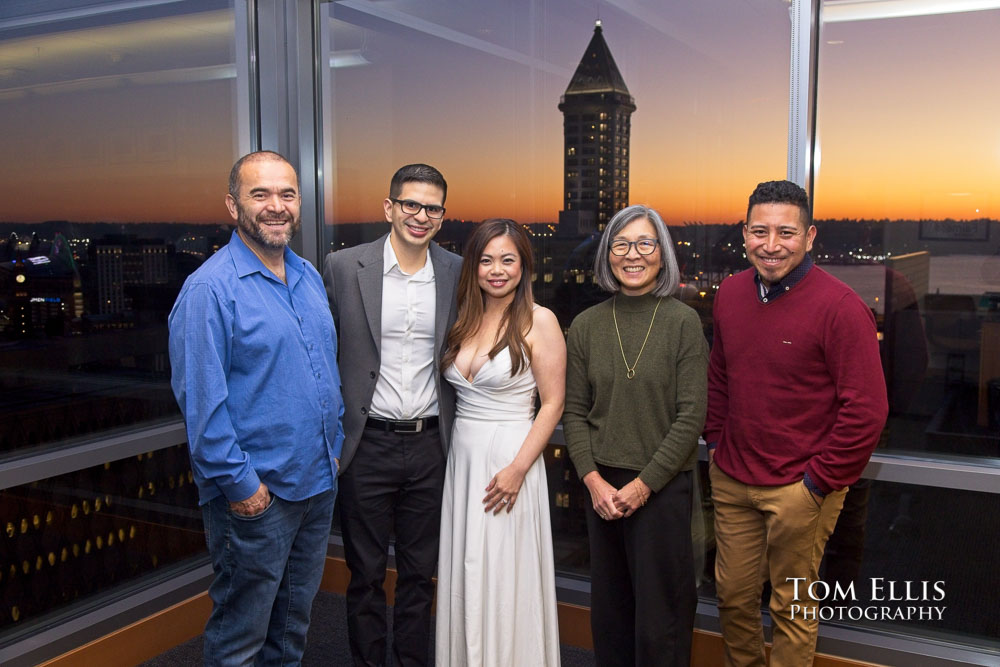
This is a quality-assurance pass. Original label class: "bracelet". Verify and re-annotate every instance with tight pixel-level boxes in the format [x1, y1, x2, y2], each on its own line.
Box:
[635, 480, 647, 507]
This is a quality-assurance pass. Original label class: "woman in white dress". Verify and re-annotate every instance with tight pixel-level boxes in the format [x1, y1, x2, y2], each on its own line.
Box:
[435, 219, 566, 667]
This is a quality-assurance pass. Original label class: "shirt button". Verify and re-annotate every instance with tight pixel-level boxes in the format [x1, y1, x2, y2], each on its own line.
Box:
[315, 372, 321, 379]
[785, 286, 790, 291]
[762, 298, 768, 303]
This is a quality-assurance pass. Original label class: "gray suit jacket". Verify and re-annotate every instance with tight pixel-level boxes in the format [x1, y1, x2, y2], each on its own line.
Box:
[322, 234, 463, 472]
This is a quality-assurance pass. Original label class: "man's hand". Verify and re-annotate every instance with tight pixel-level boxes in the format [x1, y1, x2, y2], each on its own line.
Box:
[230, 483, 271, 517]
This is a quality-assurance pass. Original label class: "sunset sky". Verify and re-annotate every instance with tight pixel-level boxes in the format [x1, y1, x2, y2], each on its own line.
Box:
[1, 1, 997, 226]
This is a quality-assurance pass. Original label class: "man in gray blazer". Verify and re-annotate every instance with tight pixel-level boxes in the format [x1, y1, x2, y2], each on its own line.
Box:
[323, 164, 462, 667]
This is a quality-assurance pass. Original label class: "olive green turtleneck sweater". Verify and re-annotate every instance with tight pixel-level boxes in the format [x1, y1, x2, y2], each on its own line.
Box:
[563, 292, 708, 492]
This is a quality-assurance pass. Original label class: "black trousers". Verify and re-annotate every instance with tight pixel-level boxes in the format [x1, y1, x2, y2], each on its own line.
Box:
[587, 465, 696, 667]
[338, 425, 446, 667]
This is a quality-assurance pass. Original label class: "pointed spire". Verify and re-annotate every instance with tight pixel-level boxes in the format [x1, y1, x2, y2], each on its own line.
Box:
[564, 21, 631, 97]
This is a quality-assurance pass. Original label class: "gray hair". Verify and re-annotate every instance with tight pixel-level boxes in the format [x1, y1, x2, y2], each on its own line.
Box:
[593, 204, 680, 297]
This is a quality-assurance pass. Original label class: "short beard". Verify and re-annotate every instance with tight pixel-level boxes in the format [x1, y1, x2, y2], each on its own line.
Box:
[237, 205, 300, 250]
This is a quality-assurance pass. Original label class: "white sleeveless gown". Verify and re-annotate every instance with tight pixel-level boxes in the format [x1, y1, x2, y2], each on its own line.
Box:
[435, 348, 560, 667]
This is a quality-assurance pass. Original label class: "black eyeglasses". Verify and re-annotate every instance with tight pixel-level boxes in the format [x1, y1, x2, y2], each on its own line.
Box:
[391, 198, 446, 220]
[609, 239, 659, 256]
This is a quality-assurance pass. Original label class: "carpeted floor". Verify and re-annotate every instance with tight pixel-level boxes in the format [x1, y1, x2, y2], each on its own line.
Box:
[140, 591, 595, 666]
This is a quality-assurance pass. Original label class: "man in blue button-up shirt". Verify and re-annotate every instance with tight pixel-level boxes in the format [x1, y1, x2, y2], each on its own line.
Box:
[169, 151, 344, 666]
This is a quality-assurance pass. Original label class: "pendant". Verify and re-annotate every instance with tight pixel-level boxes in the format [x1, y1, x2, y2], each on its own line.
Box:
[626, 369, 636, 379]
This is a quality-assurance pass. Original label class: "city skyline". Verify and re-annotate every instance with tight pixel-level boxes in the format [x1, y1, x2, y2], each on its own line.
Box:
[1, 3, 997, 225]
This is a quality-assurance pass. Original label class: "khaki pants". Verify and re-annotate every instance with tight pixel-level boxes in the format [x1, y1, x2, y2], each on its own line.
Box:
[710, 463, 846, 667]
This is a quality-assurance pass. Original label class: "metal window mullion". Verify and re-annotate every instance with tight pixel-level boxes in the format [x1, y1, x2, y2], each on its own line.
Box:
[787, 0, 821, 202]
[235, 0, 259, 155]
[253, 0, 321, 266]
[295, 0, 322, 267]
[691, 436, 999, 495]
[863, 452, 1000, 494]
[318, 0, 335, 259]
[0, 420, 188, 491]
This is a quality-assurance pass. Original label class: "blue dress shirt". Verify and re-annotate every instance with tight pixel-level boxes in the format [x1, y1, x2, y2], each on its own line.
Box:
[169, 231, 344, 505]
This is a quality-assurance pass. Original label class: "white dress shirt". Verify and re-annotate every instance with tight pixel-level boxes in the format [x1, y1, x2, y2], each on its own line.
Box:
[370, 235, 439, 419]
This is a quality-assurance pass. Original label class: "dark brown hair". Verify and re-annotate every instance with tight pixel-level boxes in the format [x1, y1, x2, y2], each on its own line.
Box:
[389, 163, 448, 204]
[442, 219, 535, 376]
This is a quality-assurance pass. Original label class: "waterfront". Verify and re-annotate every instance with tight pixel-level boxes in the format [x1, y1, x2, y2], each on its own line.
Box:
[822, 255, 1000, 315]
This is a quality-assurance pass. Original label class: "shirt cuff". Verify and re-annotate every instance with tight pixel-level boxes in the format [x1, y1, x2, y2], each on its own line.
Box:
[225, 469, 263, 503]
[707, 441, 717, 451]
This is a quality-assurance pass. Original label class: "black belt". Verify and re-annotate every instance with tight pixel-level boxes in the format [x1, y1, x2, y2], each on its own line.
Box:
[365, 415, 439, 434]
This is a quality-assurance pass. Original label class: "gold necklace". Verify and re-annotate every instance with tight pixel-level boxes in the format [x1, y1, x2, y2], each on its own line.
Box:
[612, 295, 661, 379]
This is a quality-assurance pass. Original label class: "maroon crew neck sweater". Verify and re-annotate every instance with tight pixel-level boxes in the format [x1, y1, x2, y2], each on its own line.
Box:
[704, 266, 888, 494]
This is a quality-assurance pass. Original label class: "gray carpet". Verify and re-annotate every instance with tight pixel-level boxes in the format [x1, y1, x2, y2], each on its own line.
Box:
[141, 591, 595, 666]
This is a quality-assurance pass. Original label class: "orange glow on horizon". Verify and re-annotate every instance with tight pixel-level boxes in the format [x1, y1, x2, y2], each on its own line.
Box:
[2, 6, 998, 227]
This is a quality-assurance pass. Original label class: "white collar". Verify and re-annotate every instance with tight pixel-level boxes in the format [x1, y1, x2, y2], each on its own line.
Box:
[383, 234, 435, 279]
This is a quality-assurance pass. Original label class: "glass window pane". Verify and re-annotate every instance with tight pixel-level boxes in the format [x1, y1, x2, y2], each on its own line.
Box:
[0, 444, 203, 633]
[0, 0, 240, 453]
[318, 0, 789, 578]
[814, 7, 1000, 460]
[820, 479, 998, 648]
[696, 473, 1000, 650]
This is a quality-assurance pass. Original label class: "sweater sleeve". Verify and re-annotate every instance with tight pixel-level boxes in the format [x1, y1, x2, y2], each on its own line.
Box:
[804, 292, 889, 493]
[563, 316, 598, 481]
[638, 309, 708, 492]
[704, 286, 728, 445]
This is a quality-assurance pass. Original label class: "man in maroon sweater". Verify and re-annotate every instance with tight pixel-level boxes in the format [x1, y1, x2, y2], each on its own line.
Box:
[705, 180, 888, 667]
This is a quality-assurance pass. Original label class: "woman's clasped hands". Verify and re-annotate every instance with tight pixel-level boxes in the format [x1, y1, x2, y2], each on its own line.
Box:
[583, 471, 651, 520]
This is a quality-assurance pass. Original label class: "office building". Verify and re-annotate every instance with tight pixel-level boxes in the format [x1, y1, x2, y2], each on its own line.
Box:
[558, 20, 636, 234]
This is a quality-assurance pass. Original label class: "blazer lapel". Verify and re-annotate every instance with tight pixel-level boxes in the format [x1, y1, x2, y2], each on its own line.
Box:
[358, 237, 386, 348]
[430, 243, 457, 362]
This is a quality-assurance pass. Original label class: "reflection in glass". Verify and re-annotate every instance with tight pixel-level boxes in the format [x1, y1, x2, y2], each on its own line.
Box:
[318, 2, 789, 585]
[319, 1, 789, 238]
[0, 444, 203, 632]
[694, 474, 1000, 649]
[819, 480, 1000, 648]
[814, 9, 1000, 459]
[0, 1, 239, 453]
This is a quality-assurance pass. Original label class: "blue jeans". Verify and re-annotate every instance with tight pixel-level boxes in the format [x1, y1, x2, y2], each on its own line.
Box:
[202, 488, 336, 666]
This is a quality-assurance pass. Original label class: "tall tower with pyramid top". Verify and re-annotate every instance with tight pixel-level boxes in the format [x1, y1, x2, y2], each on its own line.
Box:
[558, 20, 636, 233]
